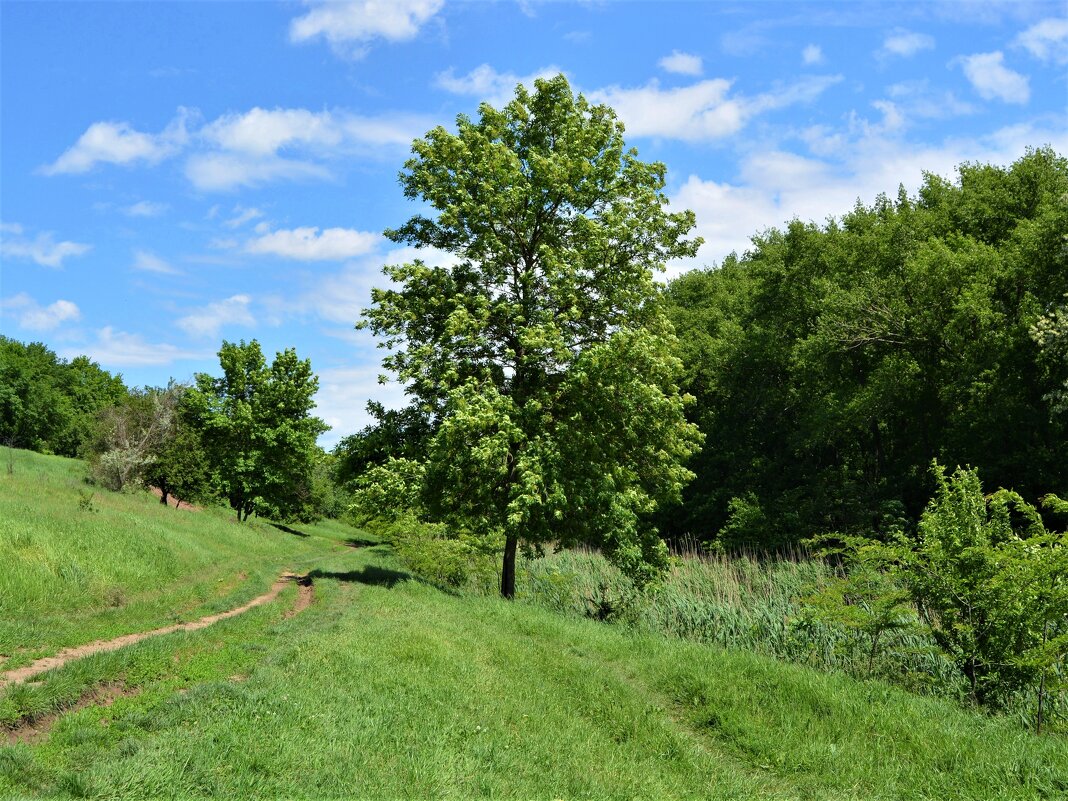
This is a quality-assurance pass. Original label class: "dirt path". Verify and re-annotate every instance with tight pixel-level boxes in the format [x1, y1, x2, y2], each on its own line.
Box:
[0, 572, 313, 689]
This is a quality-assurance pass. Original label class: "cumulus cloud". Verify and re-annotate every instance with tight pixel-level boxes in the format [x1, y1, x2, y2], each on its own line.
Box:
[1014, 17, 1068, 64]
[245, 226, 381, 261]
[588, 74, 841, 142]
[957, 51, 1030, 104]
[132, 249, 180, 275]
[435, 64, 565, 106]
[290, 0, 444, 58]
[1, 293, 81, 331]
[659, 50, 703, 76]
[879, 29, 935, 59]
[176, 295, 256, 338]
[802, 44, 824, 65]
[70, 327, 207, 367]
[42, 110, 191, 175]
[0, 224, 91, 268]
[45, 106, 431, 192]
[202, 107, 343, 155]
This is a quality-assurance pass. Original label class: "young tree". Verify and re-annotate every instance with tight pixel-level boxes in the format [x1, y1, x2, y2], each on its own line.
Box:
[187, 340, 327, 522]
[362, 75, 703, 597]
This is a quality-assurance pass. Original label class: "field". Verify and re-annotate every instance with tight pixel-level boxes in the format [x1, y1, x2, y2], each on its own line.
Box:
[2, 449, 1066, 799]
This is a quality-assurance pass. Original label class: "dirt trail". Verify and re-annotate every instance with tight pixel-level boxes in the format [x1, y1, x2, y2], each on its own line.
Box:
[4, 683, 137, 745]
[0, 572, 313, 689]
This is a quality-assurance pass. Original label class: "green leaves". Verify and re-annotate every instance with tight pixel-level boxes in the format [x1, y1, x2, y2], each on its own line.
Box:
[188, 340, 327, 522]
[362, 75, 702, 592]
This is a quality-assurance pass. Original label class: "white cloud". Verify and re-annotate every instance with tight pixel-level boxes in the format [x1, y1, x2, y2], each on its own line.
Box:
[290, 0, 443, 58]
[670, 121, 1068, 273]
[123, 200, 169, 217]
[880, 29, 935, 59]
[1015, 17, 1068, 64]
[589, 74, 841, 142]
[885, 80, 976, 120]
[45, 105, 429, 191]
[42, 110, 191, 175]
[245, 226, 381, 261]
[957, 51, 1030, 104]
[71, 327, 207, 367]
[202, 107, 342, 156]
[184, 153, 332, 192]
[802, 44, 824, 65]
[314, 365, 408, 448]
[659, 50, 703, 76]
[1, 293, 81, 331]
[225, 206, 264, 228]
[176, 295, 255, 338]
[132, 249, 180, 275]
[435, 64, 565, 106]
[0, 225, 91, 268]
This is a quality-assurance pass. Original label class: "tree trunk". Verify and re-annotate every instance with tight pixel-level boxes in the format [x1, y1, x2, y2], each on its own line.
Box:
[501, 535, 518, 599]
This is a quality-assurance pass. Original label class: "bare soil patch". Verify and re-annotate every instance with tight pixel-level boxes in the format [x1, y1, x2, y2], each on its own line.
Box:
[148, 486, 202, 512]
[3, 682, 138, 745]
[0, 572, 312, 689]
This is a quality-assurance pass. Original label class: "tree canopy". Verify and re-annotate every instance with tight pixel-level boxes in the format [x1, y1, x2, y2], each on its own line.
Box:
[186, 340, 327, 522]
[661, 147, 1068, 549]
[362, 75, 703, 596]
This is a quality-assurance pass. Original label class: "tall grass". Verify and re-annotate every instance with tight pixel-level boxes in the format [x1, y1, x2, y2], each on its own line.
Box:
[487, 546, 964, 697]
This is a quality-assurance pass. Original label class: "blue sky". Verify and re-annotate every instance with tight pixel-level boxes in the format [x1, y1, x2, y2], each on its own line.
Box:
[2, 1, 1066, 447]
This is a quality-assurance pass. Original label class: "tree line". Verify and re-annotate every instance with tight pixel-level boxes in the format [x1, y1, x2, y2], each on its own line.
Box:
[0, 337, 339, 523]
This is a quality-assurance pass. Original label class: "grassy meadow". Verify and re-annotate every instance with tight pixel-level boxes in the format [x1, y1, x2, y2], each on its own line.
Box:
[1, 449, 1066, 799]
[0, 447, 349, 672]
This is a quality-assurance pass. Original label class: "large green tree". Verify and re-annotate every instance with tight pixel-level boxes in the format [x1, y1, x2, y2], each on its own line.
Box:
[362, 75, 703, 597]
[187, 340, 327, 522]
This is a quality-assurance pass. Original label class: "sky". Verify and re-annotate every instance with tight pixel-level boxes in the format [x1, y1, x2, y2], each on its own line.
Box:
[2, 1, 1066, 448]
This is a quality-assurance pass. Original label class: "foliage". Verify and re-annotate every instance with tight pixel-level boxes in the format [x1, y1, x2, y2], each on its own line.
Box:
[186, 340, 327, 522]
[333, 402, 433, 487]
[362, 75, 703, 595]
[802, 535, 923, 677]
[882, 464, 1068, 725]
[142, 407, 211, 509]
[662, 148, 1068, 548]
[86, 384, 184, 492]
[1032, 292, 1068, 416]
[0, 336, 126, 457]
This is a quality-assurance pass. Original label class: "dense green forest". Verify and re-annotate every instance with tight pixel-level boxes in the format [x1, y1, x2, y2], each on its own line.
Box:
[660, 147, 1067, 549]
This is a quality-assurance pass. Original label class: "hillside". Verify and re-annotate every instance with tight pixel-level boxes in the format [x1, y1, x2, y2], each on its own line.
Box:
[1, 450, 1065, 799]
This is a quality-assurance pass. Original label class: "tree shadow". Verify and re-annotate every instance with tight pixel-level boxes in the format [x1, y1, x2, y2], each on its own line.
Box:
[270, 523, 309, 538]
[344, 535, 380, 549]
[308, 565, 411, 588]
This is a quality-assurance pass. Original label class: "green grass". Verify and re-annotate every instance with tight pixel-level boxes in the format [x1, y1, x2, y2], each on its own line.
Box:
[0, 447, 344, 671]
[2, 449, 1066, 799]
[488, 547, 964, 698]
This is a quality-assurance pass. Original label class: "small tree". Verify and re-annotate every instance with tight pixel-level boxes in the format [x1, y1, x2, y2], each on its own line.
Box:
[892, 464, 1066, 713]
[362, 76, 703, 597]
[88, 384, 182, 492]
[186, 340, 327, 522]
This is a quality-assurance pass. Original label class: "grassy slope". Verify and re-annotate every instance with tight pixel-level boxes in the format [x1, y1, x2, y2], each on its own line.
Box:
[1, 450, 1065, 799]
[0, 447, 344, 670]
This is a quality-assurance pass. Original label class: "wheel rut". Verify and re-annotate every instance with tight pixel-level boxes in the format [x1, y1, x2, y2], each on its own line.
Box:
[0, 571, 314, 689]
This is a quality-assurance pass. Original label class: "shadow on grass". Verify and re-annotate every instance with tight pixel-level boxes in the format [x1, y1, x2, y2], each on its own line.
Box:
[308, 565, 411, 588]
[270, 523, 309, 538]
[344, 536, 380, 548]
